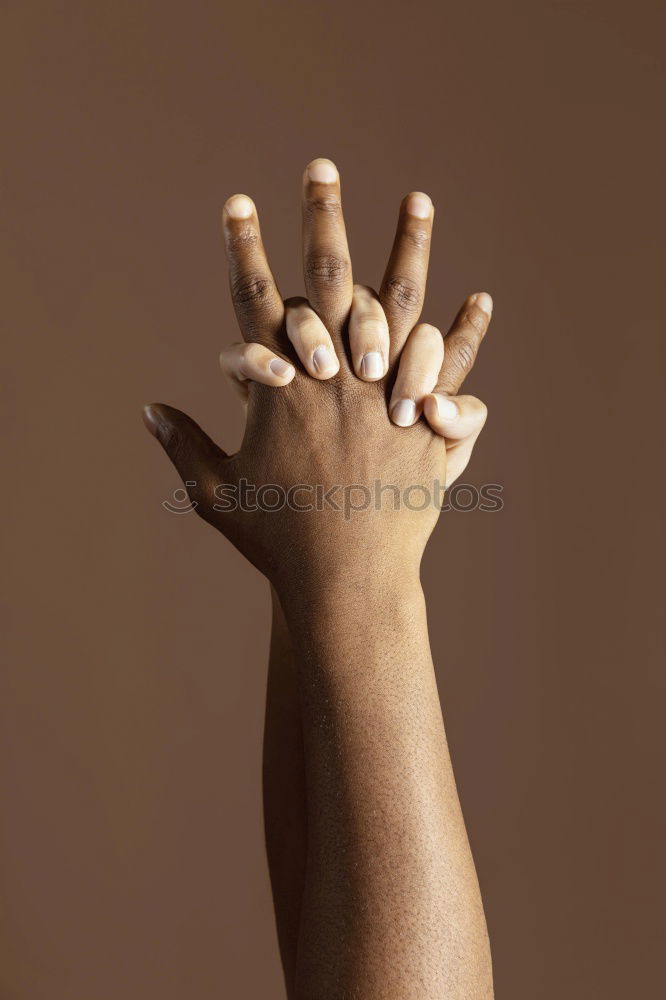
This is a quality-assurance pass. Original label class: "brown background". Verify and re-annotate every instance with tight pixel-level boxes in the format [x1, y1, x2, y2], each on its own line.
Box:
[2, 1, 664, 997]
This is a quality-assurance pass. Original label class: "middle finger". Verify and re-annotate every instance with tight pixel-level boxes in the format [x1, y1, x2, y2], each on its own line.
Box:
[302, 158, 354, 348]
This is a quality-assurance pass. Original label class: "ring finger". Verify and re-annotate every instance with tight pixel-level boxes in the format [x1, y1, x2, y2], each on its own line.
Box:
[380, 192, 434, 365]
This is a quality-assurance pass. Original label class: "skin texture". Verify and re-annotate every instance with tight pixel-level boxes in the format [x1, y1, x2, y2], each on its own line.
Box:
[143, 159, 493, 998]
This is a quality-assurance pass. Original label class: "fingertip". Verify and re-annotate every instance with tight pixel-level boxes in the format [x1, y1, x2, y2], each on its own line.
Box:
[311, 345, 340, 379]
[472, 291, 493, 316]
[403, 191, 434, 219]
[424, 393, 458, 428]
[269, 358, 296, 382]
[142, 403, 172, 446]
[423, 393, 437, 417]
[358, 351, 386, 381]
[305, 158, 339, 183]
[142, 404, 160, 437]
[390, 399, 418, 427]
[474, 398, 489, 425]
[223, 194, 255, 220]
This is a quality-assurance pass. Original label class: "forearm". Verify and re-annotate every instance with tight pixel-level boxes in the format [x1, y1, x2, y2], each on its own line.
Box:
[262, 588, 307, 997]
[280, 569, 492, 999]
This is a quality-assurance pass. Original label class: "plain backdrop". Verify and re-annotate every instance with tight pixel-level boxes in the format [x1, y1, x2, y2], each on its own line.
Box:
[2, 1, 664, 997]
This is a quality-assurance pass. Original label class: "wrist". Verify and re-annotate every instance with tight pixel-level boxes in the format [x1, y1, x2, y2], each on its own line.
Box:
[276, 558, 423, 628]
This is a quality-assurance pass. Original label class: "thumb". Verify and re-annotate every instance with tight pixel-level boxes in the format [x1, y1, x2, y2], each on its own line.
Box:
[422, 394, 488, 441]
[142, 403, 228, 488]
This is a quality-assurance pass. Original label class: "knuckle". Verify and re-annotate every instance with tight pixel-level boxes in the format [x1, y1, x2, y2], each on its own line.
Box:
[306, 320, 329, 341]
[404, 227, 430, 251]
[355, 317, 388, 340]
[450, 338, 477, 376]
[293, 317, 324, 341]
[306, 195, 341, 217]
[404, 364, 435, 379]
[465, 305, 489, 336]
[384, 275, 421, 312]
[244, 342, 265, 365]
[231, 272, 271, 308]
[305, 252, 349, 286]
[415, 323, 442, 343]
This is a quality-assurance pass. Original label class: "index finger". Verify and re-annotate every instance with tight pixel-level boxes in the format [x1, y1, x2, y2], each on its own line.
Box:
[222, 194, 285, 348]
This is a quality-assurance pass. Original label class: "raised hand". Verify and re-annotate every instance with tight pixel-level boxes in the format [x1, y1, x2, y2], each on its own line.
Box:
[217, 160, 492, 489]
[142, 160, 495, 998]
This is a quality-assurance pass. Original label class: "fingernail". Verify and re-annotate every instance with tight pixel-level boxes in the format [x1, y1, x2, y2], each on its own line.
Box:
[473, 292, 493, 316]
[269, 358, 294, 378]
[391, 399, 417, 427]
[360, 352, 384, 379]
[307, 159, 338, 183]
[405, 192, 432, 219]
[312, 346, 337, 375]
[433, 394, 458, 420]
[225, 195, 254, 219]
[142, 404, 163, 438]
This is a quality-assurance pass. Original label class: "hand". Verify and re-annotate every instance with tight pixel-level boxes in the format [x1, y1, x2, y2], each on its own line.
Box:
[220, 286, 491, 489]
[218, 167, 491, 488]
[143, 160, 493, 596]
